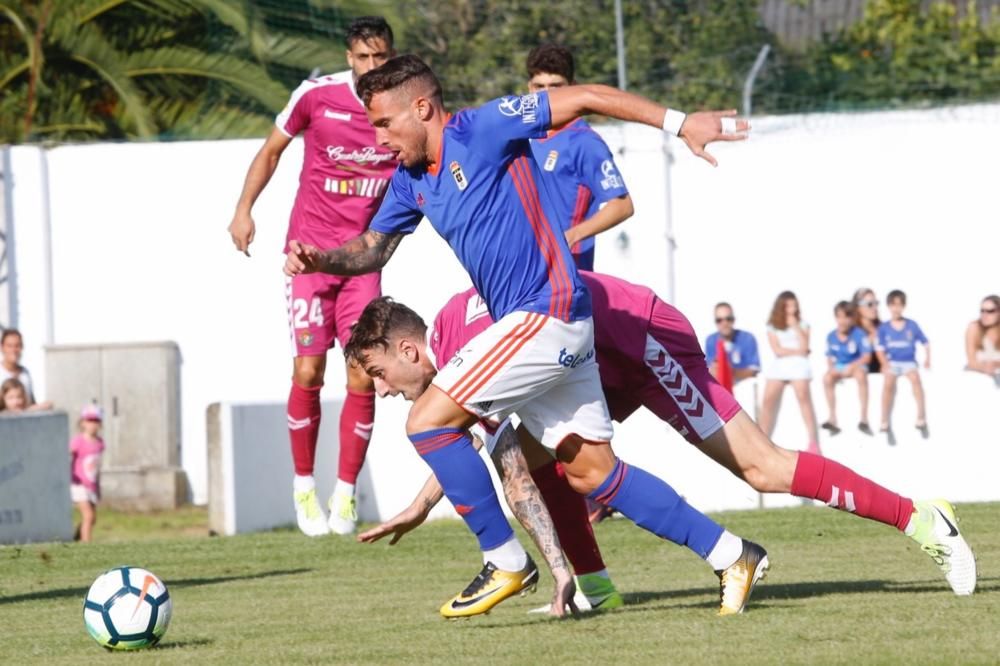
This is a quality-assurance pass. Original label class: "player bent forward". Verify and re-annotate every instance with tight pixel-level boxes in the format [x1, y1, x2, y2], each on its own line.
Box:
[356, 273, 977, 606]
[350, 297, 770, 616]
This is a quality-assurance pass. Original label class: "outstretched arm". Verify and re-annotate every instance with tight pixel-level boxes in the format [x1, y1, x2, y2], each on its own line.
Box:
[284, 229, 404, 277]
[546, 84, 749, 167]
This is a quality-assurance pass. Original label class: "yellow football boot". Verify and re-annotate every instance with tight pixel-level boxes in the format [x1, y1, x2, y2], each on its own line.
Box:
[440, 556, 539, 618]
[716, 539, 769, 616]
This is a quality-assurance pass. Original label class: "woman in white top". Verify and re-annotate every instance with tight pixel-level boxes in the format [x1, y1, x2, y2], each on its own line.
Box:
[965, 295, 1000, 384]
[759, 291, 821, 454]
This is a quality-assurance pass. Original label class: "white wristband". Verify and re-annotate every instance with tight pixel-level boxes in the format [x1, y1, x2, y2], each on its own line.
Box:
[662, 109, 687, 137]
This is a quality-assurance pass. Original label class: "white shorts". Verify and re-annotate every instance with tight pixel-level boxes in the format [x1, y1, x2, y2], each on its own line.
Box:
[432, 311, 614, 451]
[71, 484, 98, 504]
[888, 360, 919, 376]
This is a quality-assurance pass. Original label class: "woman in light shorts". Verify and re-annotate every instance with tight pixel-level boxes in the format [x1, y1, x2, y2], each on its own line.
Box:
[759, 291, 821, 454]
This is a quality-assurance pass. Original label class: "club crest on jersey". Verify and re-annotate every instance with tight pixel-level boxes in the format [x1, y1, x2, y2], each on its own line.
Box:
[544, 150, 559, 171]
[600, 159, 623, 190]
[450, 161, 469, 191]
[298, 330, 314, 347]
[416, 192, 426, 207]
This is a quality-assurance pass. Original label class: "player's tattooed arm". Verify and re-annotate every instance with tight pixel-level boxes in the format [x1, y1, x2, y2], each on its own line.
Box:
[489, 425, 570, 578]
[318, 229, 404, 276]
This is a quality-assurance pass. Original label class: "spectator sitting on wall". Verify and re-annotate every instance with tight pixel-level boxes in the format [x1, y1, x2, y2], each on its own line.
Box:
[821, 301, 873, 436]
[1, 328, 53, 409]
[0, 377, 50, 414]
[876, 289, 930, 441]
[965, 294, 1000, 386]
[759, 291, 822, 455]
[852, 288, 882, 374]
[704, 302, 760, 384]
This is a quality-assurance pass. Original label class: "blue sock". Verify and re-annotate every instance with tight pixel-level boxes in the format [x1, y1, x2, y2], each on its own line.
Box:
[589, 458, 723, 558]
[409, 427, 514, 551]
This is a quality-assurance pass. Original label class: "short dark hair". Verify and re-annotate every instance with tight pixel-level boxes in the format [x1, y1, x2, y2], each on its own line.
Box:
[345, 297, 428, 365]
[834, 300, 856, 318]
[1, 328, 22, 344]
[355, 54, 443, 108]
[887, 289, 906, 305]
[344, 16, 393, 49]
[714, 301, 733, 312]
[526, 43, 575, 82]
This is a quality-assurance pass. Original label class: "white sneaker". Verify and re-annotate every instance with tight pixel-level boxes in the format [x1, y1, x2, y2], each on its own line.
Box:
[328, 490, 357, 535]
[527, 591, 592, 614]
[293, 488, 330, 537]
[908, 500, 977, 595]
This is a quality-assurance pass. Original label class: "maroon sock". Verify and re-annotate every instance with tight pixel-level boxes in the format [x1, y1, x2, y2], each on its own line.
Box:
[337, 389, 375, 484]
[791, 451, 914, 531]
[530, 460, 607, 575]
[288, 382, 322, 476]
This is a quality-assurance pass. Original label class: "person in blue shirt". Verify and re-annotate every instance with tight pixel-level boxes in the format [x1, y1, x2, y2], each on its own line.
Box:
[876, 290, 930, 440]
[283, 54, 761, 618]
[821, 302, 873, 437]
[704, 302, 760, 383]
[525, 44, 633, 271]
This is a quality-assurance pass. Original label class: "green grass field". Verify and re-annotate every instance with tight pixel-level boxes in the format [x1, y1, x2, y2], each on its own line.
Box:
[2, 503, 997, 664]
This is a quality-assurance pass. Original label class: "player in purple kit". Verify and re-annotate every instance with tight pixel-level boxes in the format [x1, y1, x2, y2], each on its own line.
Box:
[876, 290, 930, 440]
[359, 273, 978, 612]
[821, 301, 874, 436]
[526, 44, 633, 270]
[229, 17, 397, 537]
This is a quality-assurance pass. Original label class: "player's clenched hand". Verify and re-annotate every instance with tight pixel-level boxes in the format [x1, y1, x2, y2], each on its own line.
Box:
[284, 240, 325, 277]
[357, 504, 429, 545]
[678, 110, 750, 167]
[228, 211, 255, 257]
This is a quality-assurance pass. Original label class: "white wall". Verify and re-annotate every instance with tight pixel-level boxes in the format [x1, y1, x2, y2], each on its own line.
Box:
[7, 102, 999, 517]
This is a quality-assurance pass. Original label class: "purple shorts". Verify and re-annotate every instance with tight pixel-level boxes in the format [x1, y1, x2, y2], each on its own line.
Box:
[286, 271, 381, 357]
[603, 298, 741, 444]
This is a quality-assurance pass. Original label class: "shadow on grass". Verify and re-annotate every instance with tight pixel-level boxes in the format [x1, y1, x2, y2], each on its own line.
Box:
[0, 568, 314, 606]
[463, 576, 1000, 627]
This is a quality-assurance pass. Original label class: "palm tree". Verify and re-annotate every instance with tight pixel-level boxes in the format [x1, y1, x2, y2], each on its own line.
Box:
[0, 0, 352, 142]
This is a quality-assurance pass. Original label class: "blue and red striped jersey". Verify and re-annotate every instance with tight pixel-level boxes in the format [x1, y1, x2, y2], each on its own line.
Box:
[529, 118, 629, 262]
[369, 92, 591, 322]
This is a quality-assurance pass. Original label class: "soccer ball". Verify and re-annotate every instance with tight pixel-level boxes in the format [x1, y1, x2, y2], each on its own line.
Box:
[83, 566, 172, 650]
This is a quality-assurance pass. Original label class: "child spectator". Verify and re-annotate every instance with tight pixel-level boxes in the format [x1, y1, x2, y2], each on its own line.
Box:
[821, 301, 873, 436]
[852, 288, 882, 374]
[965, 295, 1000, 386]
[1, 329, 52, 408]
[759, 291, 821, 454]
[0, 377, 49, 414]
[876, 290, 930, 441]
[71, 404, 106, 542]
[705, 302, 761, 384]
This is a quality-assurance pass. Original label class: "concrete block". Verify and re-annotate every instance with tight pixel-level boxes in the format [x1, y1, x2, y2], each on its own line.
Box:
[0, 411, 74, 544]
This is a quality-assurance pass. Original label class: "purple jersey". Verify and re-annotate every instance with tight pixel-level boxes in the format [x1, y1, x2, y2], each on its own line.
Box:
[369, 92, 590, 322]
[431, 271, 657, 419]
[276, 71, 397, 252]
[529, 119, 629, 259]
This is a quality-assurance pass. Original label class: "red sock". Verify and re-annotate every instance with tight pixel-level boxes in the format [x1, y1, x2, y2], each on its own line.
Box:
[337, 389, 375, 484]
[288, 382, 322, 476]
[530, 460, 606, 575]
[791, 451, 914, 531]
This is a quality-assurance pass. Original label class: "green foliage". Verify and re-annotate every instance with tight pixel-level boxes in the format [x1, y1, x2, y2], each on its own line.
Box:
[774, 0, 1000, 110]
[0, 0, 353, 143]
[397, 0, 771, 111]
